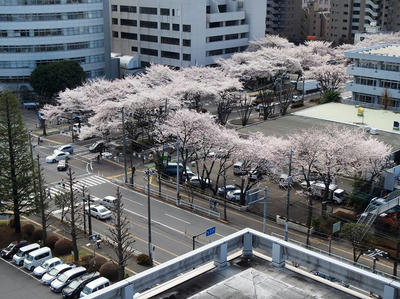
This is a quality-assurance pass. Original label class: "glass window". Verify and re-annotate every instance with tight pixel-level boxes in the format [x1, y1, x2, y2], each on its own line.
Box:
[140, 48, 158, 56]
[140, 34, 158, 42]
[183, 24, 191, 32]
[161, 36, 179, 45]
[160, 8, 169, 16]
[172, 24, 179, 31]
[140, 21, 157, 29]
[121, 32, 137, 40]
[160, 23, 170, 30]
[139, 7, 157, 15]
[112, 31, 118, 38]
[182, 39, 191, 47]
[111, 5, 117, 11]
[120, 19, 136, 26]
[183, 54, 191, 61]
[120, 5, 136, 13]
[161, 51, 179, 59]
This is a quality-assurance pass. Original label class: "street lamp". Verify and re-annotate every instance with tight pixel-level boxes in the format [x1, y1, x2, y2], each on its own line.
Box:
[363, 249, 388, 273]
[144, 169, 157, 266]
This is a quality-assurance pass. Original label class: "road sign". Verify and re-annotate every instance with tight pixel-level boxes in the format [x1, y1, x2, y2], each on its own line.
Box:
[332, 221, 341, 234]
[206, 226, 216, 237]
[246, 188, 260, 205]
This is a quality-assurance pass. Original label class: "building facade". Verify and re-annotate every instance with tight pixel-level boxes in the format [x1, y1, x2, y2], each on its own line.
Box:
[303, 0, 330, 40]
[110, 0, 266, 68]
[345, 44, 400, 111]
[0, 0, 111, 91]
[265, 0, 304, 43]
[330, 0, 400, 43]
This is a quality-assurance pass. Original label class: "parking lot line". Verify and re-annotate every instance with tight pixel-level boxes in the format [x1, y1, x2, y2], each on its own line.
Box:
[0, 257, 42, 283]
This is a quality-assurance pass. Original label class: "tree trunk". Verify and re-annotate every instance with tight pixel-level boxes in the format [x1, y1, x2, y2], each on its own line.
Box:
[306, 196, 313, 247]
[68, 169, 79, 262]
[37, 155, 47, 244]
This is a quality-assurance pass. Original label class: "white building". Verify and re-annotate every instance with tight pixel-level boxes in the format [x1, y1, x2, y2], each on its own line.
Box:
[0, 0, 111, 91]
[345, 44, 400, 111]
[110, 0, 266, 68]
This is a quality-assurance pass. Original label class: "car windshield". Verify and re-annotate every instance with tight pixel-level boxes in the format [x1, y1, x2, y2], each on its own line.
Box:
[99, 208, 108, 213]
[42, 261, 50, 268]
[16, 250, 24, 257]
[58, 273, 68, 282]
[68, 279, 81, 289]
[26, 254, 33, 261]
[5, 244, 14, 250]
[48, 268, 59, 275]
[82, 285, 91, 294]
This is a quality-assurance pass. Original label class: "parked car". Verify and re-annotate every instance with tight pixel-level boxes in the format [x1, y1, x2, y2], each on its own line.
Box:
[1, 240, 28, 259]
[233, 162, 246, 175]
[226, 190, 241, 202]
[217, 185, 239, 197]
[42, 264, 76, 285]
[89, 141, 105, 153]
[46, 150, 70, 163]
[61, 272, 100, 299]
[86, 205, 112, 220]
[80, 277, 110, 297]
[24, 246, 52, 271]
[57, 160, 68, 171]
[182, 170, 197, 181]
[189, 176, 212, 187]
[50, 266, 87, 293]
[248, 169, 262, 181]
[54, 144, 74, 154]
[33, 257, 63, 278]
[83, 196, 102, 205]
[12, 243, 40, 266]
[101, 196, 116, 210]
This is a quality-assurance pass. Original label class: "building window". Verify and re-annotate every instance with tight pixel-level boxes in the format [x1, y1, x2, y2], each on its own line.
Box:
[206, 5, 210, 13]
[161, 22, 170, 30]
[112, 18, 118, 25]
[172, 24, 179, 31]
[140, 21, 158, 29]
[131, 46, 138, 52]
[111, 5, 117, 11]
[141, 48, 158, 56]
[183, 54, 191, 61]
[139, 7, 157, 15]
[182, 39, 191, 47]
[161, 36, 179, 45]
[0, 30, 7, 37]
[240, 33, 247, 38]
[160, 8, 169, 16]
[225, 34, 238, 40]
[161, 51, 179, 59]
[121, 19, 137, 26]
[226, 20, 238, 26]
[140, 34, 158, 42]
[183, 24, 191, 32]
[207, 49, 223, 56]
[208, 35, 223, 42]
[121, 32, 137, 40]
[209, 22, 221, 28]
[141, 61, 151, 68]
[225, 47, 239, 54]
[112, 31, 118, 38]
[120, 5, 136, 13]
[218, 4, 226, 13]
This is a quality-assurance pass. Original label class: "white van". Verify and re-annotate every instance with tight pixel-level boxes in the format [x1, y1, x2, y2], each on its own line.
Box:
[12, 243, 40, 266]
[80, 277, 110, 297]
[101, 196, 116, 209]
[24, 247, 52, 271]
[233, 162, 245, 175]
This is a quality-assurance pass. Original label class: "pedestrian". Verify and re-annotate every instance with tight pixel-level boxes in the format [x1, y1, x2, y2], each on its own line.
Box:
[61, 178, 65, 189]
[97, 154, 100, 163]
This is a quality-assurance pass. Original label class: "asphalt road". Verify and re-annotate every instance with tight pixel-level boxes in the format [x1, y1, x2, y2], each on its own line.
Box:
[0, 256, 60, 299]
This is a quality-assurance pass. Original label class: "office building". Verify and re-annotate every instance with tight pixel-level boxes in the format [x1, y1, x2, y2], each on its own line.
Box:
[303, 0, 330, 40]
[345, 44, 400, 111]
[0, 0, 111, 91]
[110, 0, 266, 68]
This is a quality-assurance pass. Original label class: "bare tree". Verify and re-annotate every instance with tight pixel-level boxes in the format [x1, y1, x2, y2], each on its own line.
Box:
[107, 187, 135, 280]
[217, 91, 240, 125]
[238, 95, 253, 126]
[274, 83, 294, 116]
[381, 89, 393, 110]
[67, 168, 79, 262]
[54, 192, 69, 223]
[257, 89, 275, 120]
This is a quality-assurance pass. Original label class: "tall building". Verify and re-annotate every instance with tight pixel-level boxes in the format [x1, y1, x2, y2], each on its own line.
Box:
[110, 0, 266, 68]
[0, 0, 111, 91]
[345, 44, 400, 111]
[265, 0, 304, 43]
[330, 0, 400, 43]
[303, 0, 330, 40]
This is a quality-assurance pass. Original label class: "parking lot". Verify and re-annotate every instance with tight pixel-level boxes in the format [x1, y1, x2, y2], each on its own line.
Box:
[0, 257, 60, 299]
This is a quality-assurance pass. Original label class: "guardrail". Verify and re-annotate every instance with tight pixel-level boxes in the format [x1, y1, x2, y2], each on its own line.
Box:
[84, 228, 400, 299]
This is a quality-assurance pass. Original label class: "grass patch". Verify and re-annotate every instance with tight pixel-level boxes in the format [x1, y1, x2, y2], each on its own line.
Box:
[59, 248, 90, 264]
[0, 220, 10, 227]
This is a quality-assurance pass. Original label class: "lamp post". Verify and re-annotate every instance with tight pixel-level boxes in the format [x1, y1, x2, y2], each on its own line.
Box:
[284, 149, 293, 241]
[145, 169, 156, 266]
[363, 249, 388, 273]
[121, 107, 128, 184]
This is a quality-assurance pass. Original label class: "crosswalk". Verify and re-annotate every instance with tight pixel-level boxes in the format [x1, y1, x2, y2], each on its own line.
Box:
[47, 175, 109, 197]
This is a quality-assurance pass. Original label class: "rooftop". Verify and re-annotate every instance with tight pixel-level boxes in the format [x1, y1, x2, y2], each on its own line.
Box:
[361, 45, 400, 58]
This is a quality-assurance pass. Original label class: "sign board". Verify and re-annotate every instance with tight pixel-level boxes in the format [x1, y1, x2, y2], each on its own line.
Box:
[245, 188, 260, 205]
[162, 156, 168, 162]
[205, 226, 216, 237]
[332, 221, 341, 234]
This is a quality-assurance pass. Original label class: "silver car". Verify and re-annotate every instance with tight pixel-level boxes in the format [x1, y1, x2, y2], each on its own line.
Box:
[41, 264, 75, 285]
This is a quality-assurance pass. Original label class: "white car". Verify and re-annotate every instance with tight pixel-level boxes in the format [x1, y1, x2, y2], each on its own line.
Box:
[226, 189, 241, 202]
[86, 205, 112, 220]
[54, 144, 74, 154]
[33, 257, 62, 278]
[189, 176, 212, 187]
[46, 150, 70, 163]
[42, 264, 75, 285]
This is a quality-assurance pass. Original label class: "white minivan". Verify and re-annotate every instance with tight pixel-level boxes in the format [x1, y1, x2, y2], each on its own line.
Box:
[80, 277, 110, 297]
[33, 257, 62, 278]
[12, 243, 40, 266]
[24, 247, 52, 271]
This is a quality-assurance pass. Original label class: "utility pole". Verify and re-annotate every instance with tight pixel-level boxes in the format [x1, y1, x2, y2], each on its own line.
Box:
[394, 241, 400, 276]
[223, 168, 227, 221]
[263, 186, 268, 233]
[87, 194, 92, 236]
[82, 186, 86, 235]
[284, 149, 293, 241]
[121, 107, 128, 184]
[176, 138, 180, 206]
[36, 154, 47, 243]
[145, 170, 154, 266]
[302, 77, 305, 101]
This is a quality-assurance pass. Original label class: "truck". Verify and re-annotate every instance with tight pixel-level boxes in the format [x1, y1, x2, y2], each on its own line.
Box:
[297, 80, 320, 94]
[310, 182, 346, 204]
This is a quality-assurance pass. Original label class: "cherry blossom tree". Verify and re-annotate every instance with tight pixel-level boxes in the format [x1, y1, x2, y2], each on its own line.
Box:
[307, 64, 347, 94]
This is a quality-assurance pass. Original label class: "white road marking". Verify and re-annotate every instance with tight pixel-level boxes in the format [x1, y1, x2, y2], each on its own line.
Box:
[0, 257, 42, 283]
[165, 213, 191, 225]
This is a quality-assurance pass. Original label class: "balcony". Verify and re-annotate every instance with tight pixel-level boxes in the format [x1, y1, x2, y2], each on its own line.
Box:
[206, 24, 248, 36]
[347, 65, 400, 81]
[207, 11, 245, 23]
[346, 81, 400, 99]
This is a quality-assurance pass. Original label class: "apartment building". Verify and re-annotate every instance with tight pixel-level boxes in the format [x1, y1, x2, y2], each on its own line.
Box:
[303, 0, 330, 40]
[345, 44, 400, 111]
[265, 0, 304, 43]
[330, 0, 400, 43]
[0, 0, 111, 91]
[110, 0, 266, 68]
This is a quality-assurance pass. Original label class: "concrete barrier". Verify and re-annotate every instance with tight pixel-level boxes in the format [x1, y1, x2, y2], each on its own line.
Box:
[276, 215, 313, 234]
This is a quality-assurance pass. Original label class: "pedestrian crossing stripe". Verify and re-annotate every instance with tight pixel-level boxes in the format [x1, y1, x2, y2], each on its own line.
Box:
[47, 175, 109, 197]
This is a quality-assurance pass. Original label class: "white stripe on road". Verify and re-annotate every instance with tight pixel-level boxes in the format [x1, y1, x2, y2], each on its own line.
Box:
[165, 213, 191, 225]
[0, 256, 42, 283]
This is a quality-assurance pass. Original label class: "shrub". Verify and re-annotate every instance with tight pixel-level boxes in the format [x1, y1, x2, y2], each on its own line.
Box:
[32, 229, 43, 242]
[88, 256, 107, 273]
[320, 89, 341, 104]
[54, 238, 73, 256]
[80, 255, 93, 269]
[45, 235, 59, 249]
[22, 223, 35, 238]
[99, 262, 119, 282]
[137, 254, 152, 266]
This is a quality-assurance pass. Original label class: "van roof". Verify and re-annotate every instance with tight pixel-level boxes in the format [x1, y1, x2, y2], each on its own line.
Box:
[29, 247, 50, 256]
[103, 196, 116, 201]
[234, 161, 243, 166]
[85, 277, 110, 289]
[64, 266, 86, 277]
[20, 243, 40, 251]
